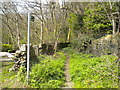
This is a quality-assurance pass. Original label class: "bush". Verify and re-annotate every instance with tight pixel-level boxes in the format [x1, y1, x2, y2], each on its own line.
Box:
[0, 44, 13, 52]
[70, 53, 118, 88]
[63, 47, 75, 54]
[29, 52, 66, 88]
[70, 34, 93, 53]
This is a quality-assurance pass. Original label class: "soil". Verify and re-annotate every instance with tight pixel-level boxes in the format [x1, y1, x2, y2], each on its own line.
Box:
[64, 54, 74, 88]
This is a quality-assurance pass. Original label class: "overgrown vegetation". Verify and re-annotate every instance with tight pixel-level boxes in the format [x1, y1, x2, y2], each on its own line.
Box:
[1, 2, 119, 49]
[1, 48, 119, 88]
[29, 52, 66, 88]
[1, 1, 120, 89]
[1, 62, 28, 88]
[1, 52, 66, 88]
[70, 34, 93, 53]
[69, 53, 118, 88]
[0, 44, 13, 52]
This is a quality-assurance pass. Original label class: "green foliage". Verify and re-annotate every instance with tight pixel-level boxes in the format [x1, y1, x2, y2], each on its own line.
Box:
[67, 13, 78, 30]
[16, 66, 26, 82]
[70, 53, 118, 88]
[82, 2, 117, 38]
[1, 62, 15, 82]
[37, 55, 46, 61]
[70, 34, 93, 53]
[1, 62, 17, 88]
[29, 52, 66, 88]
[20, 39, 27, 44]
[0, 44, 13, 52]
[1, 62, 28, 88]
[66, 13, 83, 41]
[63, 47, 75, 54]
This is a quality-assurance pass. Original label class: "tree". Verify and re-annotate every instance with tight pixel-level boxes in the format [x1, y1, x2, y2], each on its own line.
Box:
[0, 2, 27, 49]
[82, 2, 119, 38]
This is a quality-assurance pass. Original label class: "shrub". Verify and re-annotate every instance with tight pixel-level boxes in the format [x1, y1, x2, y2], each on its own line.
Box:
[70, 34, 93, 53]
[0, 44, 13, 52]
[63, 47, 75, 54]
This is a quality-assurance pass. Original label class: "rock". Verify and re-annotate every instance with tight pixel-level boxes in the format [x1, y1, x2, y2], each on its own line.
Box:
[0, 52, 15, 58]
[15, 50, 21, 54]
[9, 68, 13, 72]
[15, 60, 20, 64]
[13, 49, 27, 71]
[11, 44, 38, 71]
[21, 60, 26, 63]
[23, 56, 26, 59]
[92, 33, 120, 57]
[21, 52, 26, 55]
[20, 44, 27, 51]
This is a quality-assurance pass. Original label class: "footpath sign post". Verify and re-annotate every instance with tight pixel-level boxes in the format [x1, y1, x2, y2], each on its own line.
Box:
[27, 12, 35, 84]
[27, 12, 31, 84]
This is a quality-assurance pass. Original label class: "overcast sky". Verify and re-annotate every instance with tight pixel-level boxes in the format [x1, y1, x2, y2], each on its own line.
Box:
[0, 0, 119, 13]
[13, 0, 63, 13]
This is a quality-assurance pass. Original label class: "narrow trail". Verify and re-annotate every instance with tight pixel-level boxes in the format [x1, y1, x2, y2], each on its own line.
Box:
[64, 54, 74, 88]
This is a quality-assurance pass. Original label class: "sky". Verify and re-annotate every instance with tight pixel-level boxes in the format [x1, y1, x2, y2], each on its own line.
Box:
[0, 0, 63, 14]
[0, 0, 63, 3]
[0, 0, 119, 13]
[0, 0, 119, 3]
[12, 0, 63, 13]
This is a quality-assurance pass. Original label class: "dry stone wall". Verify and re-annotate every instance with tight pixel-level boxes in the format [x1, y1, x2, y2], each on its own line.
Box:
[9, 43, 70, 71]
[92, 33, 120, 57]
[10, 44, 39, 71]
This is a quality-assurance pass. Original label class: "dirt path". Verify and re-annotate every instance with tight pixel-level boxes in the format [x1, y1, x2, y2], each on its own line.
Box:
[64, 54, 74, 88]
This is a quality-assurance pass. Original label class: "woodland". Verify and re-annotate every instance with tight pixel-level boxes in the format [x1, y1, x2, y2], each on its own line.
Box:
[0, 0, 120, 89]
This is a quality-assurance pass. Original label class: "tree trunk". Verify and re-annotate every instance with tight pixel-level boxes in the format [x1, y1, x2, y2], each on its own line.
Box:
[112, 18, 116, 34]
[117, 18, 120, 33]
[54, 41, 58, 52]
[67, 28, 71, 42]
[40, 1, 44, 45]
[40, 19, 43, 44]
[16, 15, 20, 48]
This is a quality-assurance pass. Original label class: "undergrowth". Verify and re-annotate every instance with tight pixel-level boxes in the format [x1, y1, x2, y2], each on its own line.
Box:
[1, 52, 66, 88]
[29, 52, 66, 88]
[1, 62, 27, 88]
[69, 53, 118, 88]
[2, 47, 118, 88]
